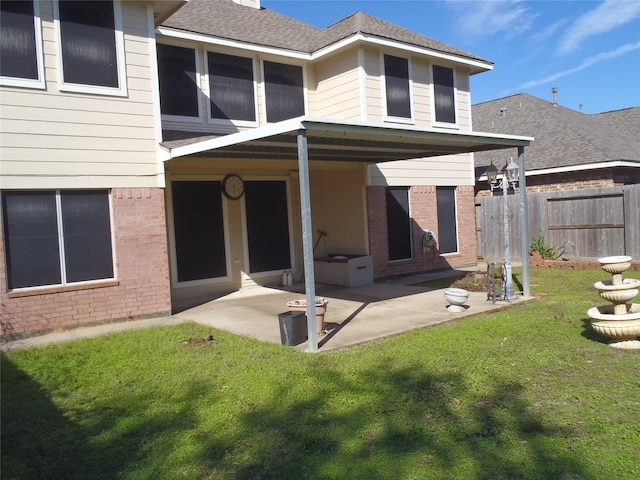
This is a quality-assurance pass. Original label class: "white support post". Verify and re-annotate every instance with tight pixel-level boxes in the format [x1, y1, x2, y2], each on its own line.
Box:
[297, 129, 318, 351]
[518, 146, 530, 297]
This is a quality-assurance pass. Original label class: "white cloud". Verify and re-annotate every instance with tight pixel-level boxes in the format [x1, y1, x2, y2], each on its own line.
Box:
[447, 0, 537, 39]
[511, 41, 640, 91]
[558, 0, 640, 55]
[532, 19, 568, 43]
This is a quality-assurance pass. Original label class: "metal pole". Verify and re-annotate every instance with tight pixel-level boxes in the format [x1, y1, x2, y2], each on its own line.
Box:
[296, 129, 318, 351]
[518, 146, 530, 297]
[503, 176, 515, 300]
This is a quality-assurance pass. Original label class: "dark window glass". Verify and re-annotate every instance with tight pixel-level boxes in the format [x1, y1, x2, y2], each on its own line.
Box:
[433, 65, 455, 124]
[0, 0, 39, 80]
[157, 43, 199, 117]
[172, 181, 226, 282]
[58, 0, 119, 88]
[264, 61, 304, 123]
[386, 187, 412, 261]
[1, 190, 114, 289]
[384, 54, 411, 118]
[61, 191, 113, 282]
[2, 191, 61, 289]
[245, 181, 291, 273]
[209, 52, 255, 121]
[437, 187, 458, 254]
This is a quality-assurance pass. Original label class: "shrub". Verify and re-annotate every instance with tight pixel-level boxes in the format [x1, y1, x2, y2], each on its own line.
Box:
[529, 235, 565, 260]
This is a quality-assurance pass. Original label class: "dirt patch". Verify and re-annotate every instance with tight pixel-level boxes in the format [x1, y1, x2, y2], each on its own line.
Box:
[449, 271, 490, 292]
[182, 333, 215, 345]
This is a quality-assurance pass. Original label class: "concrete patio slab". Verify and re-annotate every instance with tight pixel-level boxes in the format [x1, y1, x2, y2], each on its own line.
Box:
[1, 265, 531, 352]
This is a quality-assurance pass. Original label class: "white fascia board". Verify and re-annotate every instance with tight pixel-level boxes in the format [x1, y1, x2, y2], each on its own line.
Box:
[157, 28, 493, 72]
[477, 160, 639, 181]
[310, 34, 493, 72]
[301, 116, 532, 144]
[169, 116, 533, 159]
[169, 117, 305, 158]
[156, 27, 309, 60]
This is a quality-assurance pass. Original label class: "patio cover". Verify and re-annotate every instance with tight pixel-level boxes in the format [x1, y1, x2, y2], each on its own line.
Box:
[163, 117, 533, 351]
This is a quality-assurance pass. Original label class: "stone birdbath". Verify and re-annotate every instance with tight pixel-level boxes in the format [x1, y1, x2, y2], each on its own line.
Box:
[587, 255, 640, 349]
[444, 288, 470, 313]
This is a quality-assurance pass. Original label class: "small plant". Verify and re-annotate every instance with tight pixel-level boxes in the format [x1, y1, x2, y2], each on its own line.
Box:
[529, 235, 565, 260]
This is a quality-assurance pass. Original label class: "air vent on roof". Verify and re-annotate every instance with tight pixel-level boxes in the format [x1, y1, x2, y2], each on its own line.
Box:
[500, 107, 507, 118]
[233, 0, 261, 9]
[552, 87, 558, 106]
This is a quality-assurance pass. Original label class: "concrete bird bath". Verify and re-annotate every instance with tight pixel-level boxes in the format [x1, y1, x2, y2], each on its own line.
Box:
[587, 255, 640, 349]
[444, 288, 470, 313]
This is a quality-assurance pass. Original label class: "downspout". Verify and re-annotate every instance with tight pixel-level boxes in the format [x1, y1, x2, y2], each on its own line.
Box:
[297, 128, 319, 351]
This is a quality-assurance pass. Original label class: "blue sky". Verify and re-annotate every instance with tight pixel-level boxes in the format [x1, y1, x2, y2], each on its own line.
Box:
[262, 0, 640, 114]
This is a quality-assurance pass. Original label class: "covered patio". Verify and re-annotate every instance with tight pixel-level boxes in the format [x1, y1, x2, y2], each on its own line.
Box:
[164, 116, 533, 352]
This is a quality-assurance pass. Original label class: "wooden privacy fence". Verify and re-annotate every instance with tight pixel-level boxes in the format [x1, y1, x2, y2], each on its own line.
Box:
[476, 184, 640, 263]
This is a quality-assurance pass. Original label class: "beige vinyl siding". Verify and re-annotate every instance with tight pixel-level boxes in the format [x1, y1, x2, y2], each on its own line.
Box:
[313, 50, 361, 120]
[0, 1, 160, 189]
[368, 153, 475, 187]
[362, 47, 383, 122]
[455, 69, 471, 130]
[412, 57, 431, 127]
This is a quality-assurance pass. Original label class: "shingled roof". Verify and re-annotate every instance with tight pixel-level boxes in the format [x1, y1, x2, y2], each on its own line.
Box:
[160, 0, 490, 67]
[472, 93, 640, 173]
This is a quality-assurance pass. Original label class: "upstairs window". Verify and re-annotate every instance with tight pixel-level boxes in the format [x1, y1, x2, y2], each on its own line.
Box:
[433, 65, 456, 124]
[2, 190, 114, 290]
[383, 54, 411, 119]
[157, 43, 200, 118]
[0, 0, 44, 88]
[55, 0, 126, 95]
[208, 52, 256, 123]
[264, 61, 304, 123]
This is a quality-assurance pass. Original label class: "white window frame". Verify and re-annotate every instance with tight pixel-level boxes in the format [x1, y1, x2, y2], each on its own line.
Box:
[205, 49, 259, 128]
[240, 176, 296, 278]
[3, 189, 117, 292]
[260, 58, 308, 124]
[53, 0, 127, 97]
[381, 52, 414, 124]
[431, 64, 459, 129]
[436, 186, 460, 255]
[0, 0, 45, 89]
[157, 40, 203, 123]
[166, 176, 232, 288]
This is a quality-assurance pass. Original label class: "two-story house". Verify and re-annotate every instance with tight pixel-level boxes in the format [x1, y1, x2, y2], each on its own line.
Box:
[1, 0, 531, 339]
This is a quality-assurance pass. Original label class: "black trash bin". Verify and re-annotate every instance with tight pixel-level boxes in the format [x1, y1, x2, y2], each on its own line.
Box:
[278, 310, 308, 346]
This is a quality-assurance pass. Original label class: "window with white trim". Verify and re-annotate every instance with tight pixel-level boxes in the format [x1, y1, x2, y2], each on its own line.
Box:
[264, 60, 305, 123]
[208, 51, 256, 123]
[436, 187, 458, 254]
[0, 0, 45, 88]
[2, 190, 115, 290]
[54, 0, 126, 95]
[386, 187, 413, 261]
[157, 43, 200, 118]
[383, 54, 412, 119]
[433, 65, 456, 124]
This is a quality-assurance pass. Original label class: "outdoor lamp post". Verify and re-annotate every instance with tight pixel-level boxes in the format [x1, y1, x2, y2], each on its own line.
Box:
[486, 157, 520, 300]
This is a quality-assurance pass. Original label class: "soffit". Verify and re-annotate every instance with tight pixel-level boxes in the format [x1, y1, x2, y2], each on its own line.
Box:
[163, 117, 532, 163]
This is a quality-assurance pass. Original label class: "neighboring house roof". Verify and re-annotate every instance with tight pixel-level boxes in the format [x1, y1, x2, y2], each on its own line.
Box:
[160, 0, 491, 69]
[472, 93, 640, 176]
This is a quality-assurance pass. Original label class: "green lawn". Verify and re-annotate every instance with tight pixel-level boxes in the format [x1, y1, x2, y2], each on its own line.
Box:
[2, 268, 639, 479]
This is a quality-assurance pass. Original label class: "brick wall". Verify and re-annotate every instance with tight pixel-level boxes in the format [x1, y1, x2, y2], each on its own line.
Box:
[367, 185, 478, 279]
[1, 188, 172, 340]
[476, 167, 639, 197]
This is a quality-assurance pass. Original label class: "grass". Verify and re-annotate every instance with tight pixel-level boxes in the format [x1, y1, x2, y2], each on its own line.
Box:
[2, 268, 639, 479]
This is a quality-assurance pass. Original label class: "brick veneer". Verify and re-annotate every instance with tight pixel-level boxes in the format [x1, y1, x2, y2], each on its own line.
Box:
[367, 185, 478, 279]
[0, 188, 172, 340]
[476, 167, 639, 197]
